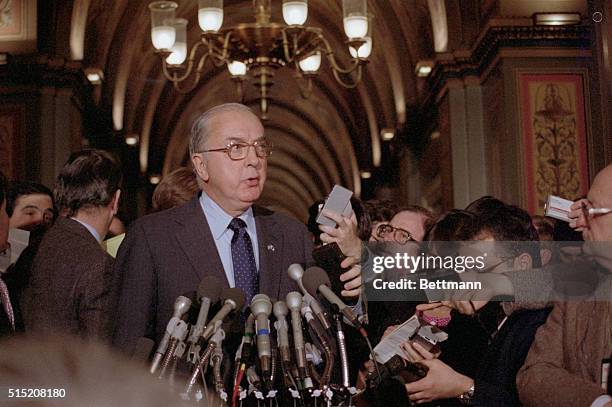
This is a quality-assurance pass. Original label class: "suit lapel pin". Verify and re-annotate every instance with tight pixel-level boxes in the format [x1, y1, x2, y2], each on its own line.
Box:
[267, 244, 275, 252]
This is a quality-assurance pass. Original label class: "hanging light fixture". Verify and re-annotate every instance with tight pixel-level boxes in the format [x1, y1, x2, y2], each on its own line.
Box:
[148, 0, 371, 119]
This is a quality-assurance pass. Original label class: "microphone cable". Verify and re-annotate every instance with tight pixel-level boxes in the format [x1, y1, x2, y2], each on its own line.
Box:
[363, 334, 382, 384]
[232, 362, 246, 407]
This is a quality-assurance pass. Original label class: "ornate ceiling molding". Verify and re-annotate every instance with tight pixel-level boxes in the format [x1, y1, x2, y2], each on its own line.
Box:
[427, 21, 591, 97]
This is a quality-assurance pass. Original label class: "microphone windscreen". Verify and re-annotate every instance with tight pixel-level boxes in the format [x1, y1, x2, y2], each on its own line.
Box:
[175, 292, 195, 316]
[131, 337, 155, 364]
[287, 263, 304, 282]
[197, 276, 223, 302]
[251, 294, 272, 315]
[302, 266, 331, 297]
[180, 291, 197, 303]
[223, 287, 246, 310]
[273, 300, 289, 318]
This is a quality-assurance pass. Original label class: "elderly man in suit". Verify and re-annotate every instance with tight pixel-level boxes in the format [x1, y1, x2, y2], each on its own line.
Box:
[112, 103, 313, 354]
[517, 163, 612, 407]
[21, 150, 122, 340]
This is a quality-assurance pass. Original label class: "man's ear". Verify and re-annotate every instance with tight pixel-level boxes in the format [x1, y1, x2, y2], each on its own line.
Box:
[540, 248, 553, 267]
[191, 154, 209, 182]
[111, 189, 121, 215]
[516, 253, 533, 270]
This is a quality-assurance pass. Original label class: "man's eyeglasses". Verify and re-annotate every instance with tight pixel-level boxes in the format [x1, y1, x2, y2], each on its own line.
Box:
[198, 139, 273, 161]
[376, 223, 413, 244]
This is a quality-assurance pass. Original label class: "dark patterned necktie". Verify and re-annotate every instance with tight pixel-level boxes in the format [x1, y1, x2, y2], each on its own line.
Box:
[228, 218, 259, 307]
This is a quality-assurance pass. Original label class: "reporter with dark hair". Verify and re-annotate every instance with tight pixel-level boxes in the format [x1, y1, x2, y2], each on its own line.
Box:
[7, 181, 55, 231]
[406, 201, 550, 406]
[21, 149, 122, 341]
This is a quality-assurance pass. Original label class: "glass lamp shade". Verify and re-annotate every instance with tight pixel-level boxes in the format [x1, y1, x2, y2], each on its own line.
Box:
[149, 1, 178, 50]
[198, 0, 223, 31]
[166, 18, 188, 65]
[348, 14, 372, 58]
[282, 0, 308, 26]
[349, 36, 371, 58]
[227, 60, 247, 76]
[342, 0, 367, 39]
[298, 52, 321, 73]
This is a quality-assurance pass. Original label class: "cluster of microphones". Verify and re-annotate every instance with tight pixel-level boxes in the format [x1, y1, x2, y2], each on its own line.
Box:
[139, 264, 415, 406]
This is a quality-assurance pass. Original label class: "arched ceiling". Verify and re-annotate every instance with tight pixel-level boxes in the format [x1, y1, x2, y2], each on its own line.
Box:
[75, 0, 436, 221]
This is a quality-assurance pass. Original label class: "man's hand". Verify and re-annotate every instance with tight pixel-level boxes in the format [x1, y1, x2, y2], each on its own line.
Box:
[402, 341, 440, 362]
[416, 300, 487, 316]
[318, 209, 362, 266]
[339, 264, 362, 297]
[405, 359, 473, 404]
[382, 324, 398, 339]
[568, 198, 591, 231]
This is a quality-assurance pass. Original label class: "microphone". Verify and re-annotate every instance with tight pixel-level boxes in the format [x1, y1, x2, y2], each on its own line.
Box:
[200, 287, 245, 341]
[286, 291, 308, 379]
[235, 313, 255, 369]
[273, 301, 291, 364]
[185, 326, 226, 396]
[158, 319, 189, 379]
[303, 266, 363, 331]
[187, 277, 222, 343]
[301, 303, 334, 386]
[232, 313, 255, 407]
[187, 277, 223, 359]
[250, 294, 273, 378]
[288, 264, 332, 331]
[334, 308, 350, 388]
[288, 263, 309, 294]
[150, 294, 192, 374]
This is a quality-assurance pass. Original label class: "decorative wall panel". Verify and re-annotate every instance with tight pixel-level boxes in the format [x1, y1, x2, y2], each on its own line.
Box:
[518, 73, 590, 214]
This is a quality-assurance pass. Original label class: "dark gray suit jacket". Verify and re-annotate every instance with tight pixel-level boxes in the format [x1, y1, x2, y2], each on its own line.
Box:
[21, 218, 115, 340]
[112, 198, 313, 354]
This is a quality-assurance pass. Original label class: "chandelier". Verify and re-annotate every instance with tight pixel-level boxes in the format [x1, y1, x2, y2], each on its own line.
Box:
[148, 0, 372, 118]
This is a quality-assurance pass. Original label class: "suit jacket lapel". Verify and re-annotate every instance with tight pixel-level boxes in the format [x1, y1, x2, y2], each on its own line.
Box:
[174, 198, 229, 288]
[255, 207, 283, 299]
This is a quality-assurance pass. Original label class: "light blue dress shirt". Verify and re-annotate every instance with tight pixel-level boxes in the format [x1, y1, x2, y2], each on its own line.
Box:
[199, 191, 260, 287]
[71, 218, 102, 243]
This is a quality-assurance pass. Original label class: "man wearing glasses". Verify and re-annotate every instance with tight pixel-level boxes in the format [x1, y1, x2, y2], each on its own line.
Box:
[517, 164, 612, 407]
[112, 103, 313, 355]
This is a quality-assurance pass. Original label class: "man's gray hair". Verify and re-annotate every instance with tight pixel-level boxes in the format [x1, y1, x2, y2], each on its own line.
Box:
[189, 103, 256, 156]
